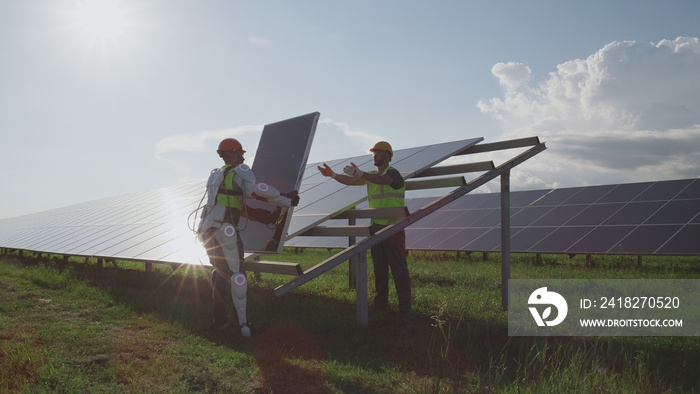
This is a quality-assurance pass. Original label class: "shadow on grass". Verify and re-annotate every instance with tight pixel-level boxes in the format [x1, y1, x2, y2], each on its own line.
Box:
[10, 255, 700, 392]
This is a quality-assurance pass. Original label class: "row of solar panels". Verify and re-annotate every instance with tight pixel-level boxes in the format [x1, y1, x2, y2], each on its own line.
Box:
[287, 178, 700, 256]
[0, 138, 485, 264]
[0, 182, 207, 264]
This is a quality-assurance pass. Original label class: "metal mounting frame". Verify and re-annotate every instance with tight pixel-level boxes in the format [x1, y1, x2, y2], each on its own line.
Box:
[274, 137, 546, 326]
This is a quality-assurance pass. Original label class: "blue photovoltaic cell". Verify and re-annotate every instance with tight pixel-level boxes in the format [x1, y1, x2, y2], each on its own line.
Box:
[510, 206, 554, 227]
[608, 225, 683, 254]
[596, 183, 651, 203]
[471, 194, 503, 209]
[675, 179, 700, 200]
[633, 179, 693, 201]
[656, 224, 700, 254]
[566, 226, 636, 254]
[602, 201, 665, 225]
[562, 185, 615, 205]
[531, 205, 587, 227]
[566, 203, 624, 226]
[531, 187, 583, 206]
[442, 211, 490, 228]
[432, 227, 491, 251]
[463, 229, 501, 251]
[416, 211, 462, 230]
[646, 200, 700, 224]
[530, 227, 594, 253]
[413, 228, 462, 251]
[511, 227, 556, 252]
[510, 190, 551, 208]
[449, 193, 497, 209]
[405, 228, 439, 249]
[468, 209, 502, 228]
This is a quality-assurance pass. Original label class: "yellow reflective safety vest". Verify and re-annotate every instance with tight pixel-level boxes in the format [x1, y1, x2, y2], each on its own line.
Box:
[215, 164, 244, 210]
[366, 166, 406, 225]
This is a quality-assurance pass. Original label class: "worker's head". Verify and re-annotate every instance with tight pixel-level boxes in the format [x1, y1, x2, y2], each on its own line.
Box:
[217, 138, 246, 165]
[370, 141, 393, 166]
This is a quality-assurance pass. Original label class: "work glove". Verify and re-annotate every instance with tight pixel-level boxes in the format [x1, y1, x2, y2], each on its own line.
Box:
[284, 190, 300, 207]
[343, 162, 363, 178]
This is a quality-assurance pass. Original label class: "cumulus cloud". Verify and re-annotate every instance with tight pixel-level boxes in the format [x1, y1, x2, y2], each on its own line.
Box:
[492, 62, 532, 90]
[478, 36, 700, 188]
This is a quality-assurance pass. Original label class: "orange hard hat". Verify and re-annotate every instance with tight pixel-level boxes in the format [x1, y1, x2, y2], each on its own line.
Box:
[370, 141, 393, 157]
[217, 138, 246, 154]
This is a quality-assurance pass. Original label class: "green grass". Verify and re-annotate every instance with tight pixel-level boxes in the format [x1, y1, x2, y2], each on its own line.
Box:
[1, 249, 699, 392]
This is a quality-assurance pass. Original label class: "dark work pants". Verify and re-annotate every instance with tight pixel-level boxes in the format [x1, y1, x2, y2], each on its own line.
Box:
[370, 223, 411, 315]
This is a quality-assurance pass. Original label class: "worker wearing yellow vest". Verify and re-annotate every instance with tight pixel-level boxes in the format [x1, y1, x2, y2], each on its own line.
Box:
[197, 138, 300, 337]
[317, 141, 411, 320]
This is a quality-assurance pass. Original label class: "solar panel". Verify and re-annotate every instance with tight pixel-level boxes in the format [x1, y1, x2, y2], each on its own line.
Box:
[0, 186, 207, 264]
[0, 135, 483, 265]
[239, 112, 319, 253]
[286, 178, 700, 256]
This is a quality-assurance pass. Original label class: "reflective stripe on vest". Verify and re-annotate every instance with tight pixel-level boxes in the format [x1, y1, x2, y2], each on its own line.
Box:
[366, 166, 405, 225]
[216, 165, 244, 210]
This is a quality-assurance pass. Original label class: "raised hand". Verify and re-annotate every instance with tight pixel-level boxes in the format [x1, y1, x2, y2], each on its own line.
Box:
[317, 163, 334, 177]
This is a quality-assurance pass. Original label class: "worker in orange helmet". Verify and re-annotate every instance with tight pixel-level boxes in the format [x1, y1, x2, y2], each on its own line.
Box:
[317, 141, 411, 321]
[197, 138, 300, 337]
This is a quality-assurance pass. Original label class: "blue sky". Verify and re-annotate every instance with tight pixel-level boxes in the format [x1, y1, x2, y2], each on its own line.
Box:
[1, 0, 699, 219]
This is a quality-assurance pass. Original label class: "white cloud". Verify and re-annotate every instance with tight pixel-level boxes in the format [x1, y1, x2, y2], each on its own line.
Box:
[492, 62, 532, 90]
[315, 118, 386, 157]
[154, 125, 261, 159]
[153, 125, 262, 183]
[478, 37, 700, 188]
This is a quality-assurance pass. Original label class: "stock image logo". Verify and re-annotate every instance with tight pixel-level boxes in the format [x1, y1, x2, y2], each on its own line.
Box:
[528, 287, 568, 327]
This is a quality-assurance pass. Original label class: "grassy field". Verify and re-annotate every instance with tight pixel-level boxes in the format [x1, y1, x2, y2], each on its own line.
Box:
[1, 249, 699, 393]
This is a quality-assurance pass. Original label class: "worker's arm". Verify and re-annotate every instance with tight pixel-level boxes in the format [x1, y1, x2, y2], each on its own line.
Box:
[317, 163, 366, 186]
[343, 162, 399, 186]
[358, 170, 393, 185]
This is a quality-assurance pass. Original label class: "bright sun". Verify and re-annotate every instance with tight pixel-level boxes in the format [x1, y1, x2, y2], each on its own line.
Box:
[67, 0, 133, 44]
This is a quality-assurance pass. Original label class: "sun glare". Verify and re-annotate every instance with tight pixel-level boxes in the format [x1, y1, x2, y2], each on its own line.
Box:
[67, 0, 133, 44]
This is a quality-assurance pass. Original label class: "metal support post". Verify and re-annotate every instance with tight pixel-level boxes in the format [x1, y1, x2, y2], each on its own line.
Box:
[355, 251, 368, 327]
[348, 213, 357, 289]
[501, 171, 511, 310]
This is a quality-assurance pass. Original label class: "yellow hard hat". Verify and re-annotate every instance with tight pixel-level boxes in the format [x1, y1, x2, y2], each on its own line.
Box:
[370, 141, 393, 157]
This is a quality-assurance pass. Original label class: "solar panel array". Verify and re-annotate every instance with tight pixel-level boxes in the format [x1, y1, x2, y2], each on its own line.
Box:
[0, 183, 207, 264]
[0, 138, 483, 265]
[287, 178, 700, 256]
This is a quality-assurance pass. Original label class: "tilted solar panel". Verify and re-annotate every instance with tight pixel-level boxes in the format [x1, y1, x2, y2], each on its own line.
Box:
[0, 137, 483, 265]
